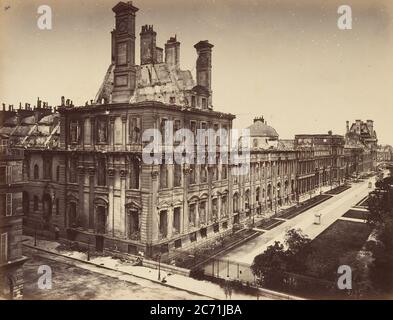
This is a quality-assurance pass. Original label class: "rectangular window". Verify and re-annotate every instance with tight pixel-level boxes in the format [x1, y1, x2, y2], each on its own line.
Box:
[129, 116, 141, 144]
[0, 166, 6, 184]
[212, 198, 218, 220]
[214, 123, 219, 145]
[160, 164, 168, 189]
[191, 95, 196, 108]
[189, 164, 196, 185]
[199, 201, 206, 224]
[201, 97, 207, 109]
[173, 207, 181, 234]
[222, 164, 228, 180]
[0, 194, 6, 216]
[6, 193, 12, 216]
[200, 165, 207, 183]
[174, 164, 182, 187]
[0, 194, 12, 216]
[189, 203, 196, 227]
[0, 233, 7, 263]
[190, 121, 197, 137]
[96, 118, 108, 144]
[200, 228, 207, 238]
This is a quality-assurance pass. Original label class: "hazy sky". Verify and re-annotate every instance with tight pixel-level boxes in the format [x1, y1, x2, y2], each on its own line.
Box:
[1, 0, 392, 144]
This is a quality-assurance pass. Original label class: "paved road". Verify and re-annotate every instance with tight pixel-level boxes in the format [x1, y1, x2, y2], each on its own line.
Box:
[23, 247, 210, 300]
[216, 177, 376, 266]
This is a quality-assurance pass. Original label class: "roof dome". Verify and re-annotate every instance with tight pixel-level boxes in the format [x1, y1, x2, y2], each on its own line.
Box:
[247, 117, 279, 138]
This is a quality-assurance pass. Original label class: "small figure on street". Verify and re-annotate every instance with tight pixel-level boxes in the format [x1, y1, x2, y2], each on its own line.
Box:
[54, 225, 60, 240]
[224, 275, 233, 300]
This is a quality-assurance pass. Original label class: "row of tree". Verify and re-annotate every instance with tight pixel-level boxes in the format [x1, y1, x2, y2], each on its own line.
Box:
[366, 174, 393, 296]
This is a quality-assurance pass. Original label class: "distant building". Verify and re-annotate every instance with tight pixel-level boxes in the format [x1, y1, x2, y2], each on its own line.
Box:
[294, 133, 345, 195]
[238, 117, 297, 221]
[344, 120, 378, 176]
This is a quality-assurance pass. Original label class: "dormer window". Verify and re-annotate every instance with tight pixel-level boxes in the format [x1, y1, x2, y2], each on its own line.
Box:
[201, 97, 207, 109]
[69, 121, 79, 144]
[191, 95, 196, 108]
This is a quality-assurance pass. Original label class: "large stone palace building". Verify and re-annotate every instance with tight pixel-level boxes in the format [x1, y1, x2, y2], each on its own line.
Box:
[0, 2, 379, 262]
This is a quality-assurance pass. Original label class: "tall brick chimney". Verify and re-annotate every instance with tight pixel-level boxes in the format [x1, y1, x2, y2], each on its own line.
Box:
[366, 120, 374, 135]
[140, 25, 157, 65]
[111, 1, 139, 103]
[194, 40, 214, 103]
[165, 36, 180, 69]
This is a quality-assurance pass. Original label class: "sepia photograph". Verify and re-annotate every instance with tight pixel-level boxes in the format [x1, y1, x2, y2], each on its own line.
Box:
[0, 0, 392, 310]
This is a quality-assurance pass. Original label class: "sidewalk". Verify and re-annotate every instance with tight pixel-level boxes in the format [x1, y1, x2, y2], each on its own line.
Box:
[22, 236, 291, 300]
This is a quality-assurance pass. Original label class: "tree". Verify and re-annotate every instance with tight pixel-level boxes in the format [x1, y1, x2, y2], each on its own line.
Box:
[251, 241, 287, 289]
[284, 228, 313, 273]
[366, 176, 393, 295]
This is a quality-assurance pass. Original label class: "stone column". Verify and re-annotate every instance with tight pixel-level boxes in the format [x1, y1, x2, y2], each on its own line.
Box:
[168, 206, 173, 238]
[107, 167, 115, 237]
[77, 166, 86, 227]
[151, 169, 159, 241]
[183, 166, 190, 233]
[109, 116, 116, 151]
[88, 167, 95, 230]
[121, 115, 127, 149]
[120, 169, 127, 238]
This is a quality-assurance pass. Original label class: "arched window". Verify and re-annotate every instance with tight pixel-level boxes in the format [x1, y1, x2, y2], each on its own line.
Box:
[233, 193, 239, 213]
[34, 164, 39, 180]
[256, 187, 260, 203]
[245, 190, 250, 211]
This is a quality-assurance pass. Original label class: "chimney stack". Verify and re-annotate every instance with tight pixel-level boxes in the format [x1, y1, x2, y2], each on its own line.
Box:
[194, 40, 214, 104]
[140, 25, 157, 65]
[346, 121, 349, 133]
[355, 120, 361, 134]
[165, 36, 180, 69]
[111, 1, 139, 103]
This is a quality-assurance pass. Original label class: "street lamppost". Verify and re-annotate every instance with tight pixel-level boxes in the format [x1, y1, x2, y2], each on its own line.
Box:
[87, 238, 90, 261]
[34, 227, 37, 247]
